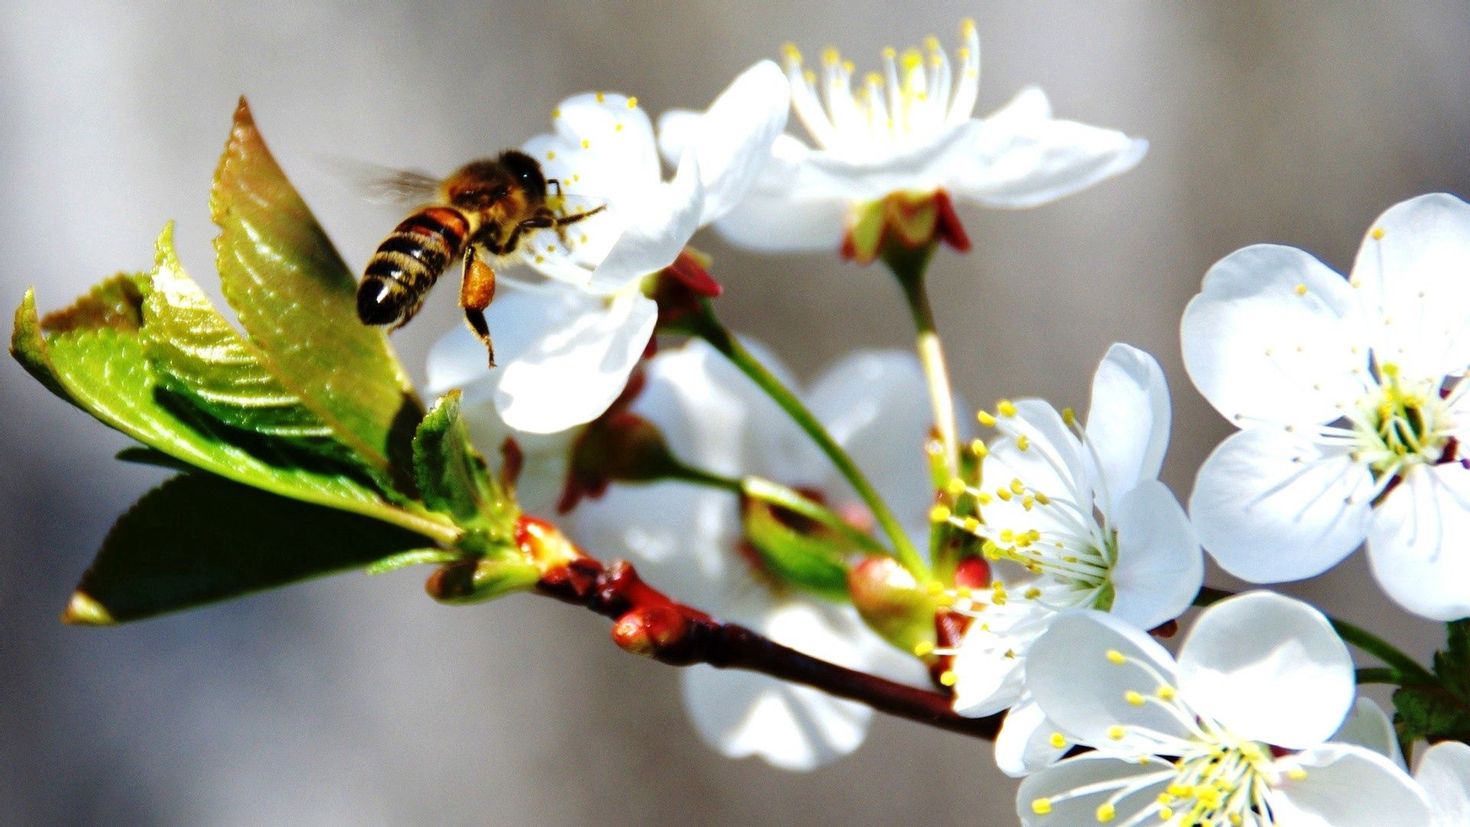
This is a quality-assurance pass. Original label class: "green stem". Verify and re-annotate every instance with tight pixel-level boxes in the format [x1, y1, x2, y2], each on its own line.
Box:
[665, 463, 890, 556]
[887, 245, 960, 483]
[684, 302, 930, 580]
[1196, 587, 1435, 685]
[1355, 667, 1404, 685]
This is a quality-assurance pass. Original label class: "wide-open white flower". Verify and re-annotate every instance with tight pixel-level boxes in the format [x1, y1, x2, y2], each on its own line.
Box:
[946, 344, 1201, 746]
[568, 339, 930, 770]
[1018, 591, 1431, 826]
[1183, 193, 1470, 620]
[430, 61, 789, 435]
[659, 19, 1147, 254]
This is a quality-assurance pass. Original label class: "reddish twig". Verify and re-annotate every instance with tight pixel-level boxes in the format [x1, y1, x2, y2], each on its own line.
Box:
[536, 557, 1001, 741]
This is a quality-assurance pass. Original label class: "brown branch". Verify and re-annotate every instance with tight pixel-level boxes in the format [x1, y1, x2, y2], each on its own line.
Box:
[535, 557, 1001, 741]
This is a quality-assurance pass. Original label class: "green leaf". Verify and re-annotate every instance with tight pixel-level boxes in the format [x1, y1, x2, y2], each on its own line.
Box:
[742, 499, 851, 602]
[412, 391, 501, 524]
[11, 286, 458, 545]
[211, 97, 419, 475]
[64, 473, 431, 624]
[1393, 620, 1470, 743]
[143, 223, 340, 445]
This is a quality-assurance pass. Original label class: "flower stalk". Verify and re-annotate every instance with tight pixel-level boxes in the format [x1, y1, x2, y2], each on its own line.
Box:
[681, 300, 930, 579]
[886, 241, 961, 482]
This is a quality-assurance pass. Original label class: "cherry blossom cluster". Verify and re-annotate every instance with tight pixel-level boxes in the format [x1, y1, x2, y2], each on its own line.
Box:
[422, 18, 1468, 825]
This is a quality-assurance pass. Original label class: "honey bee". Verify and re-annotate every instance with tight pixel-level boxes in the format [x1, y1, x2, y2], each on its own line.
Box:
[356, 149, 605, 365]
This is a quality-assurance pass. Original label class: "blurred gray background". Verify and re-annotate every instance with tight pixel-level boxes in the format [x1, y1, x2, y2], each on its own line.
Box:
[3, 1, 1468, 824]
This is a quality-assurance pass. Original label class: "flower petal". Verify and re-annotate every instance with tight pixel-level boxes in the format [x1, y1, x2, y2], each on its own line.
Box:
[548, 92, 660, 197]
[680, 663, 869, 772]
[1271, 743, 1431, 827]
[1351, 193, 1470, 382]
[994, 697, 1068, 778]
[710, 186, 849, 252]
[1178, 591, 1352, 748]
[1026, 610, 1188, 750]
[1182, 244, 1368, 426]
[1415, 741, 1470, 827]
[1366, 463, 1470, 621]
[1190, 428, 1374, 582]
[949, 86, 1148, 209]
[1108, 480, 1202, 630]
[678, 601, 880, 771]
[1016, 753, 1169, 827]
[494, 292, 656, 433]
[1333, 697, 1405, 769]
[951, 599, 1053, 717]
[657, 60, 790, 225]
[805, 350, 934, 528]
[1084, 343, 1171, 506]
[585, 150, 705, 294]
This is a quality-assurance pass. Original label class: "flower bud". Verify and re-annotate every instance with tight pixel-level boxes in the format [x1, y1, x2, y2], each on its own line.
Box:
[847, 556, 938, 655]
[425, 557, 541, 604]
[558, 411, 682, 512]
[646, 248, 723, 328]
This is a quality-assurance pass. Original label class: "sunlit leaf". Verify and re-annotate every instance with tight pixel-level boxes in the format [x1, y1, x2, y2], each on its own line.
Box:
[211, 97, 419, 475]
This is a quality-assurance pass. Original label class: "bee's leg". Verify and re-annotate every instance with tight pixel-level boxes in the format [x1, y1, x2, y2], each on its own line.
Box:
[546, 179, 564, 197]
[460, 246, 498, 367]
[492, 210, 556, 256]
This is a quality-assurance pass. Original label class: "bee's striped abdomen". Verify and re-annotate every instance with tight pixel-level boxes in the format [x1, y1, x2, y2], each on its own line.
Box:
[357, 206, 471, 327]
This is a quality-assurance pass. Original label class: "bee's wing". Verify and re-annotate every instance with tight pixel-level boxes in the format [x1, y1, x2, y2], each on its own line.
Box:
[319, 155, 442, 205]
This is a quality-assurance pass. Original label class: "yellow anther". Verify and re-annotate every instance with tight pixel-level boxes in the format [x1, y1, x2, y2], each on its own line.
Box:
[545, 150, 557, 160]
[581, 138, 591, 149]
[782, 43, 802, 64]
[1294, 282, 1308, 296]
[1024, 586, 1041, 600]
[946, 477, 967, 496]
[1022, 496, 1035, 511]
[1034, 492, 1051, 506]
[822, 46, 841, 65]
[1009, 478, 1026, 495]
[1158, 807, 1174, 821]
[938, 670, 957, 687]
[912, 640, 935, 657]
[803, 68, 817, 84]
[1106, 725, 1126, 741]
[614, 122, 623, 132]
[1096, 803, 1117, 823]
[1016, 434, 1031, 452]
[1157, 685, 1176, 700]
[1371, 226, 1385, 240]
[1287, 767, 1308, 781]
[997, 399, 1018, 417]
[961, 17, 977, 36]
[961, 516, 981, 533]
[1048, 732, 1067, 749]
[626, 96, 638, 109]
[1106, 649, 1127, 665]
[929, 504, 952, 523]
[969, 438, 989, 457]
[595, 91, 605, 103]
[534, 256, 545, 264]
[977, 410, 997, 427]
[996, 488, 1013, 502]
[1062, 407, 1077, 427]
[1125, 690, 1145, 707]
[881, 45, 897, 60]
[976, 492, 993, 505]
[865, 71, 884, 87]
[1031, 798, 1053, 816]
[924, 35, 941, 52]
[901, 49, 923, 71]
[842, 59, 854, 74]
[551, 108, 562, 119]
[927, 580, 945, 596]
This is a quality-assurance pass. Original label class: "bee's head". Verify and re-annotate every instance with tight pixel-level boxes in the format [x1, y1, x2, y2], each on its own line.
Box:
[495, 150, 548, 202]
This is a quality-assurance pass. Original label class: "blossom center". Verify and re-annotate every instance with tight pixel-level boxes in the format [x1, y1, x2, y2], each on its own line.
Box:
[781, 19, 980, 162]
[1349, 362, 1455, 479]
